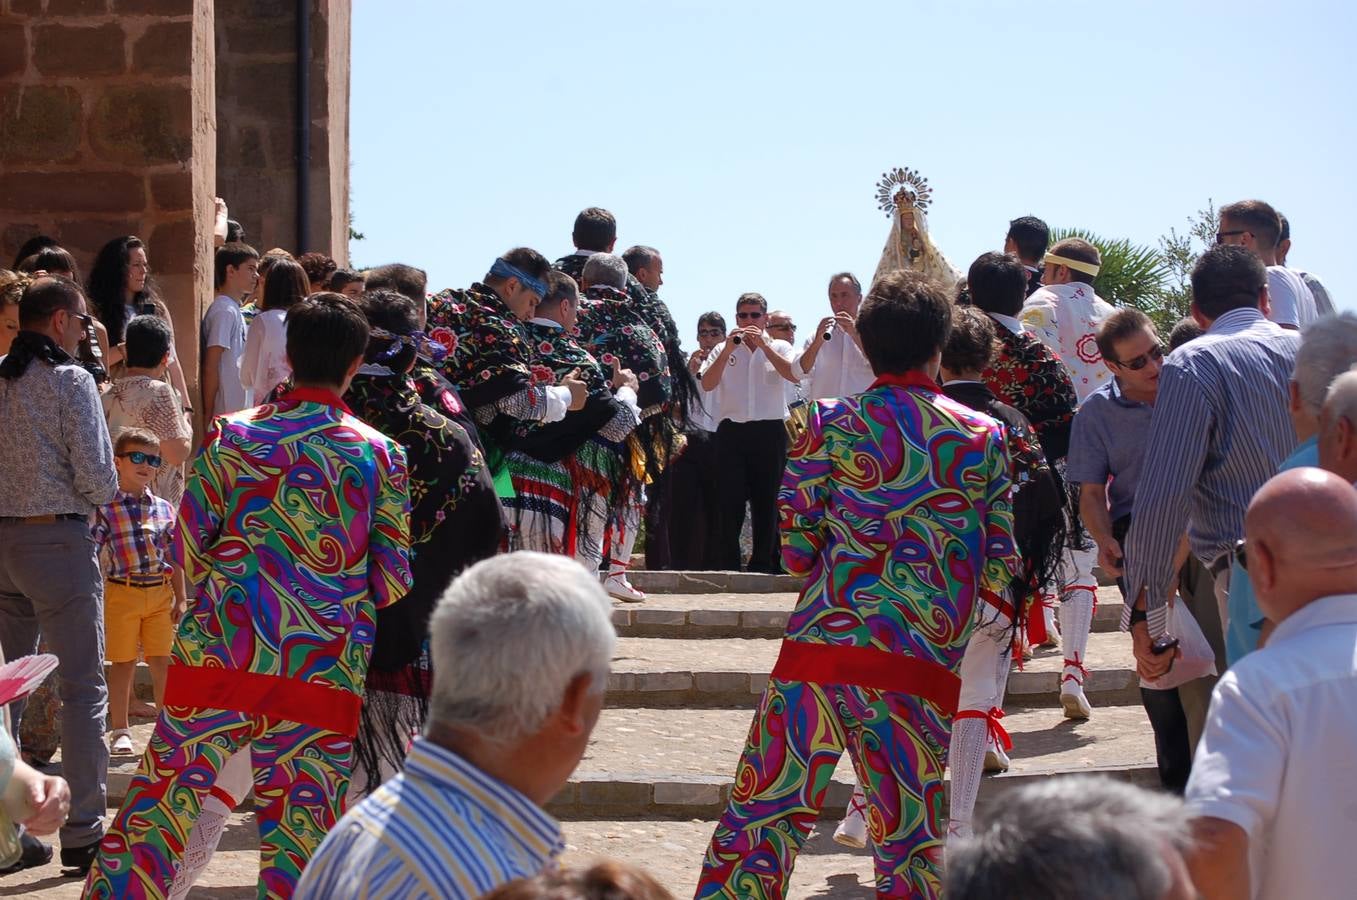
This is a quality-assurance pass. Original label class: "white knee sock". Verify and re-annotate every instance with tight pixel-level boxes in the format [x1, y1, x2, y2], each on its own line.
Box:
[1059, 589, 1095, 689]
[608, 501, 642, 579]
[947, 717, 988, 838]
[168, 793, 231, 899]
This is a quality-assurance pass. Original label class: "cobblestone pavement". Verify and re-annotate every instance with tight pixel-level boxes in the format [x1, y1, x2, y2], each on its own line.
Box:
[0, 815, 875, 898]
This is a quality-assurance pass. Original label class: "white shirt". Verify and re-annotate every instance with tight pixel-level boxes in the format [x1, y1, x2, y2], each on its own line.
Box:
[795, 330, 874, 401]
[699, 337, 795, 423]
[1020, 282, 1116, 403]
[202, 294, 251, 414]
[1265, 266, 1318, 329]
[990, 312, 1025, 336]
[1185, 593, 1357, 900]
[239, 308, 290, 400]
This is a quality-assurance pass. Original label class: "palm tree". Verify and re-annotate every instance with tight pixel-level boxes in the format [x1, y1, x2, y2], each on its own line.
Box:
[1048, 228, 1177, 332]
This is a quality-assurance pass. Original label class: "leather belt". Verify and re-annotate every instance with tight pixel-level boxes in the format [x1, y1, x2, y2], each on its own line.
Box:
[107, 575, 172, 588]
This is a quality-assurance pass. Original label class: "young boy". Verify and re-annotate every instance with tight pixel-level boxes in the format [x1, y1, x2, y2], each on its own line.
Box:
[92, 428, 187, 756]
[201, 242, 260, 423]
[86, 293, 413, 898]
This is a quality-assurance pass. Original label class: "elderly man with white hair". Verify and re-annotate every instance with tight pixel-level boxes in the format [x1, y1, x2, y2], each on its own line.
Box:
[946, 775, 1197, 900]
[295, 552, 616, 900]
[1225, 312, 1357, 664]
[1319, 367, 1357, 483]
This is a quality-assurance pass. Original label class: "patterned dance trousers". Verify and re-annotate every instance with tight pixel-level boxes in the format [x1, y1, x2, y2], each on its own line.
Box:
[85, 707, 352, 900]
[696, 678, 951, 899]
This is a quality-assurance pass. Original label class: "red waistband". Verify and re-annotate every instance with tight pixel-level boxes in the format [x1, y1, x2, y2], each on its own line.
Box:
[164, 665, 361, 736]
[769, 640, 961, 714]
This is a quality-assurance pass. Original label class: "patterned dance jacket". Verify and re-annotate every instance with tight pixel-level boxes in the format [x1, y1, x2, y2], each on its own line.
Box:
[171, 389, 413, 736]
[774, 370, 1021, 704]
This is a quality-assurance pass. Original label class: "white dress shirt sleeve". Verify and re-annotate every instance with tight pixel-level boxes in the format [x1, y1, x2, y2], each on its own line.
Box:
[542, 384, 572, 423]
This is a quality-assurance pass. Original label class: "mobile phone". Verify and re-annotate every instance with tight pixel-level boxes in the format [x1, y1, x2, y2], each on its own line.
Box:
[1151, 634, 1180, 655]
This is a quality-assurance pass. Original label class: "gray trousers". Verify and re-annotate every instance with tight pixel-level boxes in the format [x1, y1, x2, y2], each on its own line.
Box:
[0, 518, 109, 848]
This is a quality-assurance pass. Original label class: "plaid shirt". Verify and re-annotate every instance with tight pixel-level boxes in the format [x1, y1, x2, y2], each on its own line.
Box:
[92, 488, 176, 580]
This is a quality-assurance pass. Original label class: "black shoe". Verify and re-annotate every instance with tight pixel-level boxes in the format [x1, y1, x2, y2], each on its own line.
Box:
[59, 840, 99, 878]
[0, 830, 52, 876]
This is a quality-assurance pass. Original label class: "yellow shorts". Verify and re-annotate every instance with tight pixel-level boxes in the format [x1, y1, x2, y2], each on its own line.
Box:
[104, 579, 175, 663]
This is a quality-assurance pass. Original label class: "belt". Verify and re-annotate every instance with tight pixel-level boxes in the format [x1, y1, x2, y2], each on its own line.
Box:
[0, 513, 87, 524]
[107, 575, 171, 588]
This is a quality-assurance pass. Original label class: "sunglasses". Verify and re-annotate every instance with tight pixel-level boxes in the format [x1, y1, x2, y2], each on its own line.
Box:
[769, 322, 796, 331]
[736, 311, 764, 320]
[1113, 344, 1164, 371]
[1215, 230, 1250, 245]
[1232, 539, 1248, 572]
[117, 451, 162, 468]
[697, 329, 724, 338]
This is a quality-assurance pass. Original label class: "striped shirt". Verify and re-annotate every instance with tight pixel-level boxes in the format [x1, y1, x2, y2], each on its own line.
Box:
[295, 738, 564, 900]
[1124, 308, 1299, 634]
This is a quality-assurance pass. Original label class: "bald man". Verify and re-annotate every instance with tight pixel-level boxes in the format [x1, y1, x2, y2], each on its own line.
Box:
[1185, 468, 1357, 900]
[1318, 368, 1357, 483]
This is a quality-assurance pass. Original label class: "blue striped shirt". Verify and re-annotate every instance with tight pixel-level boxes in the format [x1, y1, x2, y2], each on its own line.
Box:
[1124, 308, 1299, 634]
[295, 738, 564, 900]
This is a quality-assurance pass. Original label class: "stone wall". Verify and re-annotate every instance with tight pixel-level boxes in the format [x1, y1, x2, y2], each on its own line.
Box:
[0, 0, 217, 400]
[215, 0, 349, 262]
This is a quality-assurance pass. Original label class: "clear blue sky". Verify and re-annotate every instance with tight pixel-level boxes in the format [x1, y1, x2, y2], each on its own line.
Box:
[350, 1, 1355, 343]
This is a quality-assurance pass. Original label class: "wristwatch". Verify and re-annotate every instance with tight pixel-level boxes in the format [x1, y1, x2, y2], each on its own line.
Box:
[1128, 608, 1148, 626]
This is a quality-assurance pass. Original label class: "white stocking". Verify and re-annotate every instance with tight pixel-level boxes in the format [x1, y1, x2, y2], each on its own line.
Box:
[947, 717, 988, 839]
[1059, 588, 1095, 688]
[168, 747, 252, 898]
[607, 499, 642, 578]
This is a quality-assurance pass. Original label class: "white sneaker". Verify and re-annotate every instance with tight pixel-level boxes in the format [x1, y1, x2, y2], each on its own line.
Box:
[833, 799, 868, 849]
[1060, 680, 1093, 719]
[604, 574, 646, 603]
[983, 739, 1011, 773]
[110, 728, 134, 755]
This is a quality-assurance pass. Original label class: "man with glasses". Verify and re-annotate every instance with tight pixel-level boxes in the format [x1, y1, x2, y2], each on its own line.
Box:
[1124, 246, 1300, 691]
[669, 313, 728, 569]
[1069, 309, 1224, 793]
[699, 293, 800, 572]
[0, 277, 118, 875]
[1216, 199, 1317, 331]
[795, 272, 875, 401]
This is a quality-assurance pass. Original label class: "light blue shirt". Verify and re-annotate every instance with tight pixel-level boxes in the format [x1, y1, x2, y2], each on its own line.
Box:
[295, 738, 564, 900]
[1225, 435, 1318, 666]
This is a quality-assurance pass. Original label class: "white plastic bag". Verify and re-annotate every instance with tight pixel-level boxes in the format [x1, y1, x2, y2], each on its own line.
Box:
[1140, 599, 1218, 690]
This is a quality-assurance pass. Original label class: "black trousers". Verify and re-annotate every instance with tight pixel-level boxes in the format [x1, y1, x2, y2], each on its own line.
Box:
[643, 467, 673, 571]
[715, 418, 787, 573]
[667, 429, 723, 570]
[1114, 515, 1225, 794]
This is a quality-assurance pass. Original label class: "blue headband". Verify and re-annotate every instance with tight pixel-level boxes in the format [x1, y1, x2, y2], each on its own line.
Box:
[489, 257, 547, 299]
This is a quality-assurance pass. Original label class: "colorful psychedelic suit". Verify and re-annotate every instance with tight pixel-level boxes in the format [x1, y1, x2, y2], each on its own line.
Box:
[505, 319, 639, 560]
[695, 371, 1019, 900]
[86, 389, 413, 900]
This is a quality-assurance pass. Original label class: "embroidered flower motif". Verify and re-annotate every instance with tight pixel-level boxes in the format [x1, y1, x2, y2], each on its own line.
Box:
[538, 341, 554, 354]
[429, 327, 458, 355]
[530, 364, 555, 385]
[1076, 333, 1102, 365]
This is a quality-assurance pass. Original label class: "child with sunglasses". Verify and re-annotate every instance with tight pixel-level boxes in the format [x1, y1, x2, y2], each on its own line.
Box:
[91, 427, 186, 756]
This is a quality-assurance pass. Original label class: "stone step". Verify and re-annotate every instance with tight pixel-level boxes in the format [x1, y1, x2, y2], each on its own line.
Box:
[627, 570, 804, 594]
[101, 704, 1157, 816]
[606, 632, 1138, 708]
[627, 567, 1118, 594]
[547, 704, 1157, 818]
[613, 587, 1124, 639]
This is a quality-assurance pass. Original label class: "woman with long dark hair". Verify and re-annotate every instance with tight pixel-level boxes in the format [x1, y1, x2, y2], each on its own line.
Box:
[86, 236, 191, 410]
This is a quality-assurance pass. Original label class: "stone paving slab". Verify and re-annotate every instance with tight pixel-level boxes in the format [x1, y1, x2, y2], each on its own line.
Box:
[546, 704, 1157, 817]
[627, 570, 804, 593]
[613, 587, 1125, 638]
[606, 633, 1137, 708]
